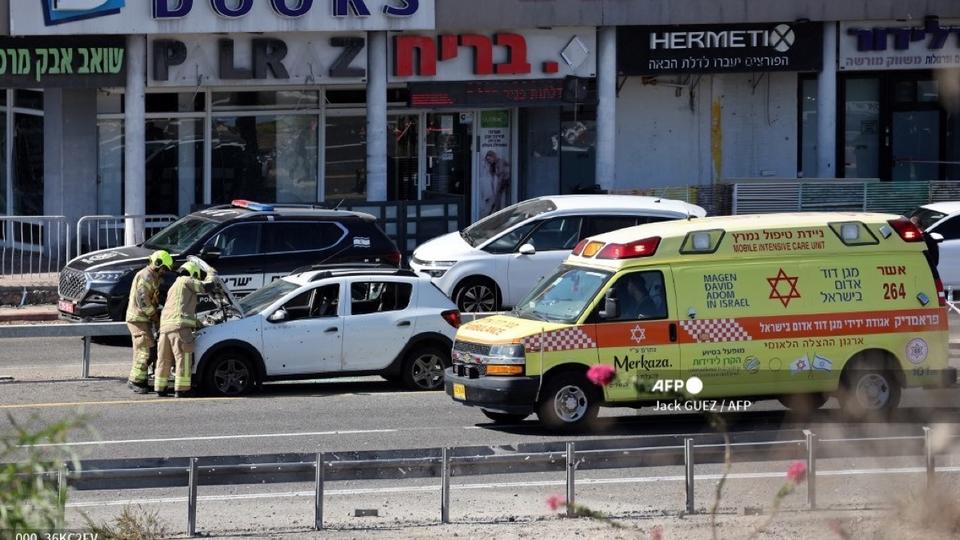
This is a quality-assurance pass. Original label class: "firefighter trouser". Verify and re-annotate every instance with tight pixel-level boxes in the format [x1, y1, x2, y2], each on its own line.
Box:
[157, 328, 195, 393]
[127, 322, 156, 385]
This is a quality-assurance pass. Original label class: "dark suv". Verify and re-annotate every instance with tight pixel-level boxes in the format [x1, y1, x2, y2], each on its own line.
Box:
[58, 200, 401, 322]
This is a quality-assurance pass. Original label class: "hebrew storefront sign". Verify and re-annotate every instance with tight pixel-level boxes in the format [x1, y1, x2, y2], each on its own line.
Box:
[840, 18, 960, 71]
[0, 36, 125, 88]
[618, 22, 823, 75]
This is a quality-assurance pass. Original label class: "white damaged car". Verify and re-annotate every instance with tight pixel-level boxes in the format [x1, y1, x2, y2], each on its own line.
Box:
[194, 266, 461, 396]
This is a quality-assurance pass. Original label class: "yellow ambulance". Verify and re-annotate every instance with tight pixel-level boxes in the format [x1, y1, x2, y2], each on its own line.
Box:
[444, 213, 955, 431]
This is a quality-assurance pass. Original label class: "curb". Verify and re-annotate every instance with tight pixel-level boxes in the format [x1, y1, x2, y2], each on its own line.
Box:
[0, 310, 59, 323]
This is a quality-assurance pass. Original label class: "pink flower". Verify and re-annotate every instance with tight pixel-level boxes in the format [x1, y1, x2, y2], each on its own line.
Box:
[546, 494, 566, 511]
[650, 525, 664, 540]
[587, 364, 616, 387]
[786, 461, 807, 484]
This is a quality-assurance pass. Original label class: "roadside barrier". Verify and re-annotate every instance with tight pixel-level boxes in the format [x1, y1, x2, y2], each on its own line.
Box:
[0, 322, 127, 378]
[75, 214, 177, 257]
[0, 215, 71, 281]
[25, 426, 957, 536]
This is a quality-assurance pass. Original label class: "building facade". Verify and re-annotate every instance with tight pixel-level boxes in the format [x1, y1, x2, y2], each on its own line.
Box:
[1, 0, 959, 232]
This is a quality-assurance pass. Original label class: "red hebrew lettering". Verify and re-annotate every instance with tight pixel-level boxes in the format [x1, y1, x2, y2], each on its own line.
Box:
[394, 35, 436, 77]
[543, 61, 559, 74]
[459, 34, 494, 75]
[439, 34, 458, 61]
[494, 33, 532, 75]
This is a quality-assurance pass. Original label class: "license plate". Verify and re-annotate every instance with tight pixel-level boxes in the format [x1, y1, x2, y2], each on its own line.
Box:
[57, 300, 76, 314]
[453, 383, 466, 401]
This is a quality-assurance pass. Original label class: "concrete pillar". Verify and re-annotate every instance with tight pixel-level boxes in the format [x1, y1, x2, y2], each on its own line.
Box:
[124, 35, 147, 245]
[43, 88, 99, 230]
[366, 31, 388, 202]
[596, 26, 617, 192]
[816, 22, 838, 179]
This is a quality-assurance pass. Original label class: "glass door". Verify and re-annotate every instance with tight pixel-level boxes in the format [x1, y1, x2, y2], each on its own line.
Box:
[424, 112, 473, 218]
[891, 110, 941, 181]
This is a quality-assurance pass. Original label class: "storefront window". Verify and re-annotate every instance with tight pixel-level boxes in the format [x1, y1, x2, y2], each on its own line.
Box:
[388, 115, 419, 201]
[559, 108, 597, 194]
[424, 113, 471, 211]
[0, 111, 6, 215]
[212, 91, 319, 111]
[212, 115, 319, 204]
[97, 119, 124, 215]
[843, 78, 881, 179]
[13, 113, 44, 215]
[800, 78, 818, 178]
[324, 116, 366, 201]
[146, 119, 203, 215]
[520, 107, 561, 199]
[948, 109, 960, 181]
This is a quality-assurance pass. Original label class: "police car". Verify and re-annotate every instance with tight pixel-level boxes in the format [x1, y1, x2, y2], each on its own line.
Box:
[57, 200, 401, 322]
[194, 266, 460, 396]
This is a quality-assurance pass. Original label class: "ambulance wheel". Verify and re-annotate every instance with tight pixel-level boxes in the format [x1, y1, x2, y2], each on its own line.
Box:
[203, 351, 257, 397]
[481, 410, 529, 424]
[778, 393, 828, 416]
[839, 361, 901, 420]
[454, 278, 500, 313]
[536, 372, 600, 433]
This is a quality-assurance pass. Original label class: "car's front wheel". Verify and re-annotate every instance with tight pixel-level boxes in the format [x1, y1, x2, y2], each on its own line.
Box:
[536, 371, 600, 433]
[402, 345, 449, 391]
[202, 350, 257, 397]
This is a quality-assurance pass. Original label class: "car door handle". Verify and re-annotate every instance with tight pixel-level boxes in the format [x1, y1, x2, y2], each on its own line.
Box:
[669, 323, 678, 343]
[324, 327, 339, 334]
[396, 321, 412, 327]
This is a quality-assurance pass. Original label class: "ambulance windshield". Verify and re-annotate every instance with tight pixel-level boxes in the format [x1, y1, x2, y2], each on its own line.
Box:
[514, 265, 611, 324]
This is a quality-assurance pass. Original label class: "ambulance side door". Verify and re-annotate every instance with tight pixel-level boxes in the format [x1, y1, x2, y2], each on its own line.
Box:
[592, 268, 681, 402]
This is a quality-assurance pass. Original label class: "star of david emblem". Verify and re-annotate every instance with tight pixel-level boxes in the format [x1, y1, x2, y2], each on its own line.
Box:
[630, 324, 646, 344]
[767, 269, 801, 307]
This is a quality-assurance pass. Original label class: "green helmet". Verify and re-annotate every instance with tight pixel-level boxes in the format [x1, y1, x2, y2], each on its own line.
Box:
[149, 250, 173, 271]
[180, 261, 201, 279]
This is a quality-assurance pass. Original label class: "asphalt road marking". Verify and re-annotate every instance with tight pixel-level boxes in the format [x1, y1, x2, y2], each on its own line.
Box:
[28, 429, 399, 448]
[0, 397, 239, 410]
[66, 465, 960, 508]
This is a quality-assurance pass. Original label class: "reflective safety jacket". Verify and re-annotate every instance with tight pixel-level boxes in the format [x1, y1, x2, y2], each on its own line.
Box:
[159, 271, 217, 333]
[125, 266, 162, 323]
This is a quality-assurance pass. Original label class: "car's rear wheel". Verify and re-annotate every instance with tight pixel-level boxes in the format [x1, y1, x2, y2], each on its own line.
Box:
[481, 410, 529, 424]
[536, 371, 600, 433]
[402, 345, 449, 391]
[454, 278, 500, 313]
[203, 351, 257, 397]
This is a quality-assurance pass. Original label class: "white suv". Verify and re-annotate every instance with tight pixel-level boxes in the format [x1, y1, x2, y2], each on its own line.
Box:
[410, 195, 706, 312]
[909, 202, 960, 292]
[194, 267, 460, 396]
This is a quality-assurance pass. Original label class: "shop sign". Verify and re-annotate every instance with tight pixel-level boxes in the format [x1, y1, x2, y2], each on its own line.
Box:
[840, 18, 960, 71]
[13, 0, 434, 36]
[389, 28, 596, 82]
[477, 110, 512, 219]
[408, 77, 594, 108]
[148, 34, 366, 87]
[618, 22, 823, 76]
[0, 36, 125, 88]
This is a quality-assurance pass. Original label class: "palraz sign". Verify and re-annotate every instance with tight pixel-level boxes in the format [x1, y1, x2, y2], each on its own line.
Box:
[840, 18, 960, 71]
[149, 34, 367, 87]
[12, 0, 434, 36]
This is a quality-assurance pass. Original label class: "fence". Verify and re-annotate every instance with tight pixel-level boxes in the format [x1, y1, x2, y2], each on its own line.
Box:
[0, 216, 71, 282]
[41, 426, 958, 536]
[0, 322, 127, 378]
[612, 184, 733, 217]
[341, 199, 464, 256]
[75, 214, 178, 257]
[731, 180, 960, 215]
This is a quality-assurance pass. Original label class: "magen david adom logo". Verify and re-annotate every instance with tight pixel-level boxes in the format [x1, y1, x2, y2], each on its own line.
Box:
[42, 0, 125, 26]
[770, 24, 796, 52]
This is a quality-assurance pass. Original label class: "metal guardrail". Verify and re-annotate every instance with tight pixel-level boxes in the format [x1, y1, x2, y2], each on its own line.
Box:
[0, 216, 71, 281]
[732, 180, 960, 216]
[75, 214, 178, 257]
[0, 323, 127, 378]
[36, 426, 958, 536]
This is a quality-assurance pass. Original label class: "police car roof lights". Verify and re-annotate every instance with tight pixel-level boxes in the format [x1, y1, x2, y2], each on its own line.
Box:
[597, 237, 661, 260]
[231, 199, 275, 212]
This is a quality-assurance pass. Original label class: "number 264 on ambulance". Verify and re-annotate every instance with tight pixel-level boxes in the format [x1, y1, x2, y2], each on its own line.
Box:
[445, 213, 956, 432]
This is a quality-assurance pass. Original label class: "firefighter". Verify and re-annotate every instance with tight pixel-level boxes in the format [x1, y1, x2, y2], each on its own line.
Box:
[127, 250, 173, 394]
[155, 260, 217, 397]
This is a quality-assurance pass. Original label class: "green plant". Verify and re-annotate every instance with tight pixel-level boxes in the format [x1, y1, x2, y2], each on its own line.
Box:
[86, 505, 169, 540]
[0, 414, 86, 533]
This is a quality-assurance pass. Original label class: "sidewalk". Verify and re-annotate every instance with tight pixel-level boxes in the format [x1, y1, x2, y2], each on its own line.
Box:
[0, 304, 59, 323]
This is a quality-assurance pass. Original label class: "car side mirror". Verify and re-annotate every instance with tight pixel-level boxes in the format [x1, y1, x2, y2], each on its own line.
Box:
[929, 232, 944, 243]
[598, 290, 620, 320]
[518, 243, 536, 256]
[200, 245, 222, 260]
[268, 309, 288, 323]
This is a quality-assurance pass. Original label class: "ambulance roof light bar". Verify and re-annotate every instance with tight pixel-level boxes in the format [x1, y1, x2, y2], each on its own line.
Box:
[232, 200, 275, 212]
[597, 237, 661, 260]
[887, 217, 923, 243]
